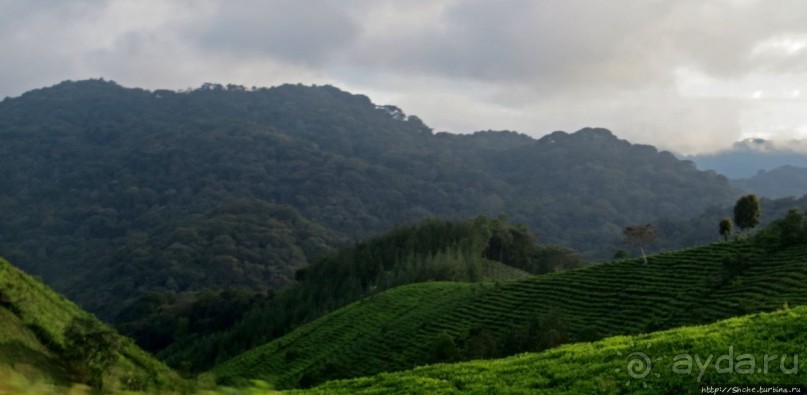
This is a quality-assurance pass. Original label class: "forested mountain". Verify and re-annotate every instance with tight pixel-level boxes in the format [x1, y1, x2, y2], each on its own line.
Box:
[73, 200, 345, 320]
[731, 165, 807, 199]
[0, 79, 738, 322]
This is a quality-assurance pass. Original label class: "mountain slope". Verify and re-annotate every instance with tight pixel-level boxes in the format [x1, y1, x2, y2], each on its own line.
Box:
[212, 239, 807, 388]
[73, 200, 346, 320]
[0, 80, 740, 321]
[732, 165, 807, 199]
[0, 257, 182, 390]
[300, 306, 806, 394]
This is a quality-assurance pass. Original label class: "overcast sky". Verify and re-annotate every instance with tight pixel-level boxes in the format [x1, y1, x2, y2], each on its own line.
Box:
[2, 0, 807, 154]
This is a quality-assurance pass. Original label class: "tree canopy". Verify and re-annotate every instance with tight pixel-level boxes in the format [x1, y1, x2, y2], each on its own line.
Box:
[734, 194, 761, 231]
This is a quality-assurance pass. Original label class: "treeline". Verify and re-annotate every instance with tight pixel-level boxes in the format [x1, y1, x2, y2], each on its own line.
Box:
[124, 217, 584, 372]
[654, 194, 807, 254]
[755, 208, 807, 249]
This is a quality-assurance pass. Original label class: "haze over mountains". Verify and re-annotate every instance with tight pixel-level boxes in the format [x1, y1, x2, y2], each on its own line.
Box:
[685, 139, 807, 199]
[690, 138, 807, 177]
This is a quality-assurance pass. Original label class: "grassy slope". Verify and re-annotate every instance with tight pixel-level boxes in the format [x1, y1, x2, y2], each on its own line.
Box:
[213, 241, 807, 388]
[0, 306, 68, 383]
[301, 306, 807, 394]
[0, 257, 183, 390]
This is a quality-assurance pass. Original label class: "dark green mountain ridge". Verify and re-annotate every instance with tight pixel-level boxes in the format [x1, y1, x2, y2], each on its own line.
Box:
[0, 79, 740, 323]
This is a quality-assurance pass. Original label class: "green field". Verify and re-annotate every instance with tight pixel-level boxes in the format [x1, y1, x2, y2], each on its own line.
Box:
[0, 257, 183, 391]
[213, 240, 807, 388]
[299, 305, 807, 394]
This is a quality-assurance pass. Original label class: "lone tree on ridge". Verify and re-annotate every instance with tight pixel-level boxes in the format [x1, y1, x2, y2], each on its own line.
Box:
[733, 194, 761, 232]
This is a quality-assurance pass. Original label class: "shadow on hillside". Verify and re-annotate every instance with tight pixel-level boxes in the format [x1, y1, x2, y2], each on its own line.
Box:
[0, 340, 70, 384]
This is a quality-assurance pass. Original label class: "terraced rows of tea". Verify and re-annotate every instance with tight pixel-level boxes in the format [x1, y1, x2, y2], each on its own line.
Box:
[299, 306, 807, 394]
[213, 241, 807, 388]
[212, 282, 474, 388]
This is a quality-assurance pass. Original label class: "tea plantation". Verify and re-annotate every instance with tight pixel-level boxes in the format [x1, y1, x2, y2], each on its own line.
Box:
[213, 240, 807, 388]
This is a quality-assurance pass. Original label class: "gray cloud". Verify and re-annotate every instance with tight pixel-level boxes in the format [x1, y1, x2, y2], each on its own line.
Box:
[1, 0, 807, 153]
[354, 0, 666, 87]
[197, 0, 358, 65]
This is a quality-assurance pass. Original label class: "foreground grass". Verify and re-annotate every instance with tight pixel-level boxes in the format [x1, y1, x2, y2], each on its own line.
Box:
[213, 241, 807, 388]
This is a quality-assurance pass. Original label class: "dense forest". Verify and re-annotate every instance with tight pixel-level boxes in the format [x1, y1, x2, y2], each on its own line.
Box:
[0, 80, 740, 321]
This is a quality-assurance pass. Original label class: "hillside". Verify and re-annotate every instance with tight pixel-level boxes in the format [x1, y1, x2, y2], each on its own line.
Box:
[155, 217, 581, 372]
[73, 200, 346, 320]
[0, 80, 738, 322]
[732, 165, 807, 199]
[654, 193, 807, 253]
[300, 306, 807, 394]
[0, 257, 182, 391]
[212, 238, 807, 389]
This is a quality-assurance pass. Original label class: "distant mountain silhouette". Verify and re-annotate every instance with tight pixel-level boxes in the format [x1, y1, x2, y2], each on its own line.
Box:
[689, 138, 807, 178]
[732, 165, 807, 198]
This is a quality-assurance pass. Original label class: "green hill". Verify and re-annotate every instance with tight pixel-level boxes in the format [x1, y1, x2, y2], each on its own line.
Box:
[157, 217, 581, 372]
[212, 239, 807, 388]
[0, 257, 183, 391]
[299, 305, 807, 394]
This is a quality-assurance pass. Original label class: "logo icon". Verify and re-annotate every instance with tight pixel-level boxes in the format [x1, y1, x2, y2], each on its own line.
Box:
[614, 340, 662, 388]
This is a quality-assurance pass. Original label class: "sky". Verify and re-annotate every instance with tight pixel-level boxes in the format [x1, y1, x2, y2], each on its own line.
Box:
[2, 0, 807, 154]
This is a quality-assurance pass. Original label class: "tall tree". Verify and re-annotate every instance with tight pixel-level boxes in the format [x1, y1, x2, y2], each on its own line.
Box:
[623, 224, 657, 264]
[733, 194, 761, 232]
[719, 217, 733, 241]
